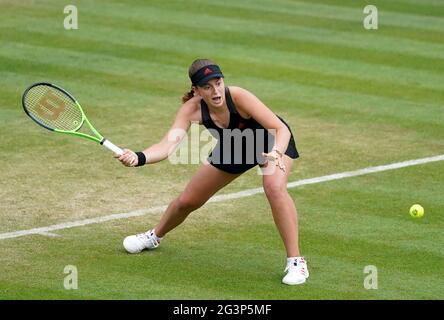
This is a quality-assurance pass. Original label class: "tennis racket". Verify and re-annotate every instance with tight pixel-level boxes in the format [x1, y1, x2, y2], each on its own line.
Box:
[22, 82, 123, 156]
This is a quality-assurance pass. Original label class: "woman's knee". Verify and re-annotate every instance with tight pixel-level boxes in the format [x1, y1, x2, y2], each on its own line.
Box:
[175, 193, 205, 211]
[263, 180, 287, 200]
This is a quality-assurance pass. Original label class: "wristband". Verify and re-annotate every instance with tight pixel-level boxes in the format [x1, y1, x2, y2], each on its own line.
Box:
[135, 152, 147, 167]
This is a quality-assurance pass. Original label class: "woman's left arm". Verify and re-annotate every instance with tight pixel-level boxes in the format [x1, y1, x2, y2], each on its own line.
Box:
[231, 86, 291, 154]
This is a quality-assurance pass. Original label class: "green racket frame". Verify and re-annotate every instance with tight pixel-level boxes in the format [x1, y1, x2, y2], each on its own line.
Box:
[22, 82, 123, 155]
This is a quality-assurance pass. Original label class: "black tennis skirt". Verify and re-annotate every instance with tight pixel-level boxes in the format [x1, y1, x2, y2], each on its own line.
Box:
[208, 118, 299, 174]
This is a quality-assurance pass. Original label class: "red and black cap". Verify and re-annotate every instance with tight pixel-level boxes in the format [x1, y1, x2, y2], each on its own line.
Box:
[190, 65, 224, 86]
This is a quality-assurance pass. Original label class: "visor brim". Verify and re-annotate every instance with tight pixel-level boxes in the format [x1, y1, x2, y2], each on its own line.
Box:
[195, 73, 224, 86]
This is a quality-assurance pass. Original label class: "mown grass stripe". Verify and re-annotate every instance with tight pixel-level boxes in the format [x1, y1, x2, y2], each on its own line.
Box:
[2, 39, 444, 108]
[77, 6, 444, 60]
[1, 25, 439, 88]
[2, 2, 444, 63]
[2, 53, 442, 141]
[91, 0, 444, 44]
[76, 3, 444, 60]
[5, 0, 444, 46]
[299, 0, 444, 18]
[2, 54, 442, 135]
[3, 25, 444, 94]
[121, 0, 444, 32]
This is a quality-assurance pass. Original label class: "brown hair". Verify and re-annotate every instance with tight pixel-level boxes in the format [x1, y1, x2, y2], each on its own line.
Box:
[181, 58, 217, 103]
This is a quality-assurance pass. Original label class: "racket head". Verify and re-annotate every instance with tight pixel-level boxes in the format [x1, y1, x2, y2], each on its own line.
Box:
[22, 82, 84, 132]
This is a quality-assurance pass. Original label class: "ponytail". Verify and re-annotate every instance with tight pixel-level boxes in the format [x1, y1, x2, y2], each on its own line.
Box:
[182, 89, 194, 103]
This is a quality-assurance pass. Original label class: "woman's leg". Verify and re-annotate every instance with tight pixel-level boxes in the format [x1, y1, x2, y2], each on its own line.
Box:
[261, 156, 300, 257]
[154, 164, 241, 237]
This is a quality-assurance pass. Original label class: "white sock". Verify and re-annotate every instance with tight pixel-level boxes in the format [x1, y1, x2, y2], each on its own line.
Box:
[287, 256, 305, 264]
[150, 229, 163, 241]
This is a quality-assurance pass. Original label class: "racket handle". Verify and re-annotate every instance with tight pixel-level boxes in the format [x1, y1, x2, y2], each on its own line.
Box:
[101, 138, 123, 156]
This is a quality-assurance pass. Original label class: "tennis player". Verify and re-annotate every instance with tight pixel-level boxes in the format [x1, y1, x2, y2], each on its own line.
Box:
[116, 59, 309, 285]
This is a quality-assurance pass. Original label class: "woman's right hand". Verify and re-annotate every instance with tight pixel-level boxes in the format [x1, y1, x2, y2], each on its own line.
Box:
[115, 149, 138, 167]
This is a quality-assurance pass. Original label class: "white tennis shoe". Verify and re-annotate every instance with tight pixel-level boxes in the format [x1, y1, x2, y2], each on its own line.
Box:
[282, 257, 309, 285]
[123, 229, 162, 254]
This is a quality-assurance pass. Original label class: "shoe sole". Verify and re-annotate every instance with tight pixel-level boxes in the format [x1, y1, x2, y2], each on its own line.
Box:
[282, 278, 306, 285]
[282, 273, 309, 285]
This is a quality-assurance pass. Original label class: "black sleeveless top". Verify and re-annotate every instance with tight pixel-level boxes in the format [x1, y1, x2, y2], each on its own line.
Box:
[201, 87, 265, 134]
[200, 87, 298, 174]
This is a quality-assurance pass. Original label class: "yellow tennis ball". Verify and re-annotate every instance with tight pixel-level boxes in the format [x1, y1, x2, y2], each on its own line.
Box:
[410, 204, 424, 218]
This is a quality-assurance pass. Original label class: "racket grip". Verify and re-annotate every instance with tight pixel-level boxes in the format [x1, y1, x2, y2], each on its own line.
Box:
[101, 138, 123, 156]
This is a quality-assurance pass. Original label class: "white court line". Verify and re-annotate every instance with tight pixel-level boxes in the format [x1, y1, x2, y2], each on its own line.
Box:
[37, 232, 61, 237]
[1, 154, 443, 241]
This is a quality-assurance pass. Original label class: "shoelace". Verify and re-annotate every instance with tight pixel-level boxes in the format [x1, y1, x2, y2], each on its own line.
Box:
[134, 232, 159, 247]
[285, 260, 306, 273]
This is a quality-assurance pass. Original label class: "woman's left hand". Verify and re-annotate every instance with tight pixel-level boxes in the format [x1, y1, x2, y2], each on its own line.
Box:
[262, 148, 286, 173]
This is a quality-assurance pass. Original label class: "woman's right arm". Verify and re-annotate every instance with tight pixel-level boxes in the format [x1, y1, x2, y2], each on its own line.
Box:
[116, 99, 200, 167]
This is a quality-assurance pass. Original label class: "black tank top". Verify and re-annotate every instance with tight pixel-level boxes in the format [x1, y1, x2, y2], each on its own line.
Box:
[200, 87, 273, 169]
[200, 87, 265, 135]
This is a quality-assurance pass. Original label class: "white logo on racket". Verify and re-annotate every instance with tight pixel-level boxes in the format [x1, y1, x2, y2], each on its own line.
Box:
[35, 91, 66, 120]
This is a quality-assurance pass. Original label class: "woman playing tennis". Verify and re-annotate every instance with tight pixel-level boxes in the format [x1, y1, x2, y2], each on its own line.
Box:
[116, 59, 309, 285]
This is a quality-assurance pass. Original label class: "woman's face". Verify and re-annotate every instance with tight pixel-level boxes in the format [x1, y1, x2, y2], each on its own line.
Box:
[194, 77, 225, 108]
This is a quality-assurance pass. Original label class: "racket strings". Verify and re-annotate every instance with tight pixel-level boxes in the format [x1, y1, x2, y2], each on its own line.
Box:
[24, 85, 83, 131]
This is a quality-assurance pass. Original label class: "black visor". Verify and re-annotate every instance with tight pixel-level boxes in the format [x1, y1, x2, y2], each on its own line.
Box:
[190, 65, 224, 86]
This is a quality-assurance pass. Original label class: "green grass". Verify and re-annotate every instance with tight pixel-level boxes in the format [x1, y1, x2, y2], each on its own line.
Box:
[0, 0, 443, 299]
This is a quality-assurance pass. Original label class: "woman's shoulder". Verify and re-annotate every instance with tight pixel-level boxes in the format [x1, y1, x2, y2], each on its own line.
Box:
[182, 95, 202, 108]
[227, 86, 260, 103]
[180, 96, 203, 122]
[227, 86, 252, 102]
[227, 85, 247, 95]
